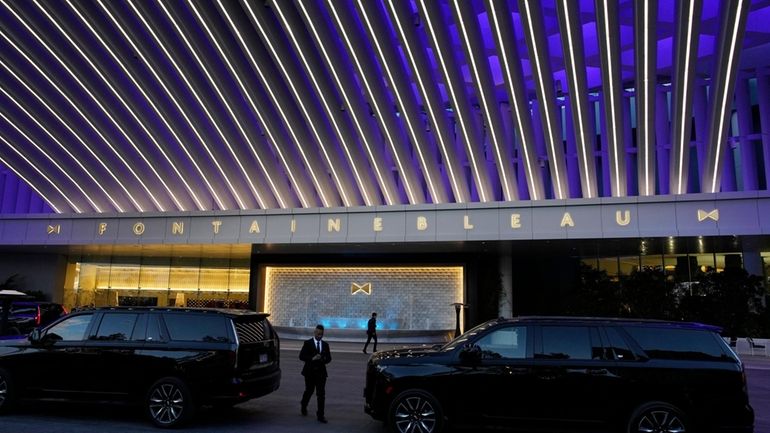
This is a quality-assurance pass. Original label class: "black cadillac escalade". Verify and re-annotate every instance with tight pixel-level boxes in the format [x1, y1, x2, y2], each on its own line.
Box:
[0, 307, 280, 428]
[364, 316, 754, 433]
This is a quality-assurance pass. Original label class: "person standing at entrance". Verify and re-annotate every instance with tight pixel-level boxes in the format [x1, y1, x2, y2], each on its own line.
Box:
[300, 324, 331, 423]
[363, 312, 377, 354]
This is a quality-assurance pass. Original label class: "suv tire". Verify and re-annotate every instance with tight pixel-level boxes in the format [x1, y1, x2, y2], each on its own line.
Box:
[0, 367, 15, 414]
[627, 401, 689, 433]
[146, 377, 194, 428]
[388, 389, 444, 433]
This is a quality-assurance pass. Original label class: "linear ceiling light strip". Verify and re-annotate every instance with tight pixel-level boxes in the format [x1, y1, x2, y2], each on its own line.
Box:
[222, 1, 336, 208]
[0, 110, 95, 212]
[0, 27, 148, 212]
[634, 0, 657, 196]
[0, 150, 61, 213]
[702, 0, 750, 193]
[242, 0, 358, 207]
[152, 0, 273, 209]
[595, 0, 627, 197]
[187, 0, 296, 209]
[452, 0, 519, 201]
[66, 0, 215, 211]
[96, 0, 234, 211]
[555, 0, 598, 199]
[0, 133, 75, 212]
[0, 84, 112, 212]
[1, 0, 172, 212]
[417, 0, 492, 202]
[0, 59, 128, 212]
[669, 0, 703, 195]
[517, 0, 569, 199]
[386, 0, 469, 203]
[270, 0, 378, 206]
[35, 0, 200, 212]
[486, 0, 544, 201]
[324, 0, 424, 205]
[355, 0, 447, 204]
[211, 2, 314, 209]
[124, 0, 252, 209]
[295, 0, 399, 206]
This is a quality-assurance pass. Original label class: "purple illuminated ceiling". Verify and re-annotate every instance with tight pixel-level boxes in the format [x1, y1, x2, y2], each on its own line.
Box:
[0, 0, 769, 214]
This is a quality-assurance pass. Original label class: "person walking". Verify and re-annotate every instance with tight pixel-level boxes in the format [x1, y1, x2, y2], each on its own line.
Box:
[300, 324, 332, 423]
[363, 312, 377, 354]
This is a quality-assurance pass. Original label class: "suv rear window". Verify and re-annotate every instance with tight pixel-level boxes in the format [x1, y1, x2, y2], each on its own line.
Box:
[623, 326, 726, 361]
[163, 314, 230, 343]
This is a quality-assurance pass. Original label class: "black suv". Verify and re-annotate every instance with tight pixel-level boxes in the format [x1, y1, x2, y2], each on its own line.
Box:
[0, 307, 280, 428]
[364, 316, 754, 433]
[0, 301, 67, 336]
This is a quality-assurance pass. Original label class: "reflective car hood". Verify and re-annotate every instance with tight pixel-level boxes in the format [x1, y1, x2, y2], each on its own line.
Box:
[372, 345, 443, 362]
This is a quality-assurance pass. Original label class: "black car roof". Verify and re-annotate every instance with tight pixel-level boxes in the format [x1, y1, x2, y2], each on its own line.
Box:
[499, 316, 722, 332]
[74, 306, 270, 318]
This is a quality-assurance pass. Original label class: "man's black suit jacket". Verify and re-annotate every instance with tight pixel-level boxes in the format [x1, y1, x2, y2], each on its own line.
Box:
[299, 338, 332, 378]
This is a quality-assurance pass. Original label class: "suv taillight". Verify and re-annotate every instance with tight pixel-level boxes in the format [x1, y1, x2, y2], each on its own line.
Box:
[35, 306, 42, 326]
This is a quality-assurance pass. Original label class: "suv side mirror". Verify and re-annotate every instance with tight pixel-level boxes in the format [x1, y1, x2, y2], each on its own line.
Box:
[459, 343, 482, 364]
[28, 329, 41, 343]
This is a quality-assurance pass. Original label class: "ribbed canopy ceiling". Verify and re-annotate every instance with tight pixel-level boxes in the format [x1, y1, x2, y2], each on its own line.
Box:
[1, 0, 769, 213]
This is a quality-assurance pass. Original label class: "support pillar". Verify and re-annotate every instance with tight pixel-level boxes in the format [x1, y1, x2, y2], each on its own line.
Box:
[498, 254, 513, 318]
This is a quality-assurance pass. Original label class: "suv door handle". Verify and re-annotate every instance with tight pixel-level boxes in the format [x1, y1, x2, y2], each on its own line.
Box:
[587, 368, 608, 375]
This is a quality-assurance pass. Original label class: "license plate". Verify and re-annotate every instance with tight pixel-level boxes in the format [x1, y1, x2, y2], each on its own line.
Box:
[259, 354, 268, 363]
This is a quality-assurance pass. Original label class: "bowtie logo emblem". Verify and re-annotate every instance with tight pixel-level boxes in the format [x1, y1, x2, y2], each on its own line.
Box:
[697, 209, 719, 222]
[351, 282, 372, 295]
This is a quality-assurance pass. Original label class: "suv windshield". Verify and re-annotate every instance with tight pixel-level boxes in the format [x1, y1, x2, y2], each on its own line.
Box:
[442, 320, 499, 351]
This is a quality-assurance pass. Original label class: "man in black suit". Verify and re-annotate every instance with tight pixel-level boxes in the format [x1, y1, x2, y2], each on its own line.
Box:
[363, 312, 377, 354]
[300, 324, 332, 423]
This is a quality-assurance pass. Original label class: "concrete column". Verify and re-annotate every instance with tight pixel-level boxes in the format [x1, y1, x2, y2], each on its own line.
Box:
[742, 237, 764, 277]
[498, 254, 513, 318]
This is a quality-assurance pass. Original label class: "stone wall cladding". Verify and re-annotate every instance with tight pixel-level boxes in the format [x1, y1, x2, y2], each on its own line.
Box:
[264, 266, 463, 331]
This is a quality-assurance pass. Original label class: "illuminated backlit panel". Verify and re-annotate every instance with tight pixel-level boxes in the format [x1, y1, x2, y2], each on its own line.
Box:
[702, 0, 751, 193]
[417, 0, 494, 202]
[354, 0, 449, 204]
[485, 0, 545, 201]
[325, 0, 425, 205]
[263, 266, 463, 331]
[295, 0, 400, 206]
[594, 0, 627, 197]
[241, 0, 362, 207]
[452, 0, 518, 201]
[635, 0, 658, 196]
[268, 0, 379, 206]
[386, 0, 470, 203]
[555, 0, 598, 199]
[516, 0, 570, 200]
[669, 0, 703, 195]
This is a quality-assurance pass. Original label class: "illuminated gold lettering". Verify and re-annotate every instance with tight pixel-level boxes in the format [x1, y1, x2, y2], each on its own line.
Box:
[373, 217, 383, 232]
[463, 215, 474, 230]
[291, 219, 296, 233]
[249, 220, 260, 234]
[98, 222, 107, 235]
[172, 221, 184, 235]
[510, 213, 521, 229]
[212, 220, 222, 234]
[560, 212, 574, 227]
[46, 224, 60, 235]
[328, 218, 341, 232]
[616, 210, 631, 226]
[133, 222, 145, 236]
[416, 216, 428, 231]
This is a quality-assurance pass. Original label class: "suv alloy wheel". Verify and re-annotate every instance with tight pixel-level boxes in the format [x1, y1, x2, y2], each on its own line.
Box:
[388, 389, 444, 433]
[147, 377, 193, 428]
[627, 401, 688, 433]
[0, 367, 14, 413]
